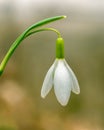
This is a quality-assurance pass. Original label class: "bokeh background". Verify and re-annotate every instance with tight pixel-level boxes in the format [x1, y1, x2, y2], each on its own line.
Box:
[0, 0, 104, 130]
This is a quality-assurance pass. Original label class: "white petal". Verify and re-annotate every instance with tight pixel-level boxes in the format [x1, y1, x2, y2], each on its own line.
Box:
[64, 60, 80, 94]
[41, 60, 57, 98]
[54, 60, 72, 106]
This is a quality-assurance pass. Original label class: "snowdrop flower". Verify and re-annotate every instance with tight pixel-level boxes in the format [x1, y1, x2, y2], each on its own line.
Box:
[41, 37, 80, 106]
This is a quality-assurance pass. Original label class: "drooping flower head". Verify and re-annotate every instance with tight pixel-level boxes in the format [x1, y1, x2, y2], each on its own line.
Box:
[0, 15, 79, 106]
[41, 37, 80, 106]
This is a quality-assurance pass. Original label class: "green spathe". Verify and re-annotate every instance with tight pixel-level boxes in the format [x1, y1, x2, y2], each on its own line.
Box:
[56, 37, 64, 59]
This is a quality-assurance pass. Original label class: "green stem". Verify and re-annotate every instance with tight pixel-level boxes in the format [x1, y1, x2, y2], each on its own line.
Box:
[24, 15, 66, 35]
[25, 28, 61, 38]
[0, 15, 66, 75]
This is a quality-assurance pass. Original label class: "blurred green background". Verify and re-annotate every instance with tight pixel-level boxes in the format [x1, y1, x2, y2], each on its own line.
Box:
[0, 0, 104, 130]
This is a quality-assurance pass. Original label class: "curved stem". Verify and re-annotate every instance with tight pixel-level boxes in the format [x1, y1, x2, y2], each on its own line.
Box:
[0, 15, 66, 75]
[25, 28, 61, 38]
[24, 15, 66, 36]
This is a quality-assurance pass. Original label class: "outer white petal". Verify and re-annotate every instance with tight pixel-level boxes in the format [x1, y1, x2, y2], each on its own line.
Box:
[41, 60, 57, 98]
[64, 60, 80, 94]
[54, 60, 72, 106]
